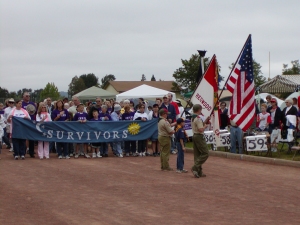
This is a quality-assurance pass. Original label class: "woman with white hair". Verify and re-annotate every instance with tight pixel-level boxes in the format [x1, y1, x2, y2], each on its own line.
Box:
[281, 98, 297, 139]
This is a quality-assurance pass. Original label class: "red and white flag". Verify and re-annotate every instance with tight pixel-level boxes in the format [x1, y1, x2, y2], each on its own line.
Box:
[191, 55, 219, 118]
[226, 35, 255, 131]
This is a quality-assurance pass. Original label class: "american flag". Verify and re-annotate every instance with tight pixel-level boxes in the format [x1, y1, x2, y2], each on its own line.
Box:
[226, 35, 255, 131]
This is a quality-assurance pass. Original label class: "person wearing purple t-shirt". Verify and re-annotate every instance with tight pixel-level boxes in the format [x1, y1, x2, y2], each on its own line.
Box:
[73, 103, 90, 158]
[22, 92, 37, 158]
[51, 100, 70, 159]
[89, 109, 103, 158]
[122, 105, 136, 156]
[98, 105, 111, 157]
[105, 100, 113, 114]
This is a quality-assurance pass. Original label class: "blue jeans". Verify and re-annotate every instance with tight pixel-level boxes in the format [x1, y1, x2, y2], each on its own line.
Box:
[56, 142, 68, 157]
[113, 142, 122, 155]
[176, 142, 184, 170]
[230, 126, 243, 154]
[12, 138, 26, 156]
[2, 128, 11, 147]
[100, 143, 108, 154]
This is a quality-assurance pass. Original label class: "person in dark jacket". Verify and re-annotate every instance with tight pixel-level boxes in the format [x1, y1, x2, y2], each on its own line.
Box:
[267, 98, 282, 134]
[159, 95, 176, 123]
[218, 102, 229, 129]
[281, 98, 298, 136]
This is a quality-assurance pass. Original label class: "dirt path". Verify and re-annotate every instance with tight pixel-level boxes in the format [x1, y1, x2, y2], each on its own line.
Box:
[0, 149, 299, 225]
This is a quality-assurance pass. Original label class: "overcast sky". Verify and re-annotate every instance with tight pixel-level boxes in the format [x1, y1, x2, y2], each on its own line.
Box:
[1, 0, 299, 92]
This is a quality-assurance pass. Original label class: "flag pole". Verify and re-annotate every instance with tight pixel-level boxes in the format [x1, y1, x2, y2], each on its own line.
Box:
[217, 34, 252, 100]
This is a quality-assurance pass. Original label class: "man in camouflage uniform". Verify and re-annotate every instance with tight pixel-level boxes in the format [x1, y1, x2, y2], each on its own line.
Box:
[191, 104, 209, 178]
[158, 108, 175, 171]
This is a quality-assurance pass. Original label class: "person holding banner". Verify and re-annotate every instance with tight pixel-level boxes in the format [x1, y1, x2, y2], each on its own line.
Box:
[7, 100, 31, 160]
[191, 104, 209, 178]
[36, 103, 52, 159]
[158, 108, 175, 171]
[111, 104, 124, 158]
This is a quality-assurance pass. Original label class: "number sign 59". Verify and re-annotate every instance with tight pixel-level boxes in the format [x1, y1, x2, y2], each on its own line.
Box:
[246, 136, 268, 151]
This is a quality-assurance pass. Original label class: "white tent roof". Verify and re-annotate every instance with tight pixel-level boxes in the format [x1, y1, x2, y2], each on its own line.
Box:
[116, 84, 175, 102]
[279, 92, 300, 110]
[73, 86, 116, 100]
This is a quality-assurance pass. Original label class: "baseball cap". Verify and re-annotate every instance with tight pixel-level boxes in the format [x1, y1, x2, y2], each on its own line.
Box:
[176, 118, 185, 124]
[159, 108, 168, 115]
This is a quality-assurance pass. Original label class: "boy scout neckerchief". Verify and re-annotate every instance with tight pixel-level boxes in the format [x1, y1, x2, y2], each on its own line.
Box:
[191, 114, 198, 122]
[175, 124, 182, 133]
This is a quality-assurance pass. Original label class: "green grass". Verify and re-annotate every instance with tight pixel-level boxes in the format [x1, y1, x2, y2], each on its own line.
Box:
[185, 141, 300, 161]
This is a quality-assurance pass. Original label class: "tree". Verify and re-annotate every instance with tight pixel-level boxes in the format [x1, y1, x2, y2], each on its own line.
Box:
[79, 73, 99, 88]
[100, 74, 116, 89]
[40, 83, 60, 101]
[229, 59, 266, 87]
[68, 76, 86, 97]
[31, 88, 44, 102]
[0, 87, 9, 98]
[282, 60, 300, 75]
[141, 74, 146, 81]
[172, 53, 223, 92]
[151, 75, 156, 81]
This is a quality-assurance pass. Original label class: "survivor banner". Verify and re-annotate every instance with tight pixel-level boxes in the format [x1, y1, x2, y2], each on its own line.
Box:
[12, 117, 158, 143]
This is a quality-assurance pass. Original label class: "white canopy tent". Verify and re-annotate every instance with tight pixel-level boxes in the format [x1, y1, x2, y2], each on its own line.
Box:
[116, 84, 175, 102]
[73, 86, 116, 100]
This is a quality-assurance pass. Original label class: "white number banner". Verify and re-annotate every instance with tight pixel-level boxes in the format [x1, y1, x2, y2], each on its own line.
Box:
[246, 135, 268, 151]
[220, 133, 231, 147]
[204, 131, 214, 144]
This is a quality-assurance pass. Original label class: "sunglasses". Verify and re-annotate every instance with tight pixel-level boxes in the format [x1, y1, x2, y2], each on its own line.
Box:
[9, 102, 14, 104]
[25, 95, 30, 97]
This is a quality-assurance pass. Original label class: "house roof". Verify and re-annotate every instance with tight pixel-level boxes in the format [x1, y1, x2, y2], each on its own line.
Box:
[259, 75, 300, 93]
[107, 81, 177, 92]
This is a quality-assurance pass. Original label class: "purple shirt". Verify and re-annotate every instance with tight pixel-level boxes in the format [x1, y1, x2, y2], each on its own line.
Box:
[51, 109, 69, 121]
[98, 112, 112, 121]
[73, 112, 89, 121]
[0, 110, 4, 115]
[122, 112, 135, 121]
[107, 107, 112, 114]
[90, 118, 101, 121]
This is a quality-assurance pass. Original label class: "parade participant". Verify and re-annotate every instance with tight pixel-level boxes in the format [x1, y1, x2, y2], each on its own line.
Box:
[122, 105, 136, 156]
[22, 92, 36, 158]
[7, 100, 31, 160]
[219, 102, 229, 129]
[111, 104, 123, 157]
[68, 96, 86, 116]
[155, 98, 162, 108]
[150, 104, 160, 156]
[229, 120, 243, 154]
[63, 98, 69, 104]
[46, 98, 55, 114]
[175, 99, 185, 119]
[4, 98, 15, 151]
[36, 103, 52, 159]
[175, 118, 188, 173]
[105, 100, 113, 114]
[257, 103, 271, 132]
[167, 93, 180, 117]
[267, 98, 281, 134]
[121, 99, 130, 114]
[0, 103, 11, 149]
[95, 97, 102, 113]
[265, 95, 272, 108]
[98, 105, 112, 157]
[86, 109, 102, 158]
[51, 100, 70, 159]
[134, 104, 149, 156]
[281, 98, 298, 139]
[73, 103, 89, 158]
[191, 104, 209, 178]
[129, 101, 135, 112]
[158, 108, 175, 171]
[160, 95, 177, 154]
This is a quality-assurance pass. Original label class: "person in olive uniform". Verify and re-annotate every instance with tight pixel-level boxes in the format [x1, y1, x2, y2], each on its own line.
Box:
[158, 108, 176, 171]
[191, 104, 209, 178]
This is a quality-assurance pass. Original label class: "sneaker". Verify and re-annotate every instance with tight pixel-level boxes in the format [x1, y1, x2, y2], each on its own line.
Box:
[9, 148, 14, 152]
[96, 152, 102, 158]
[14, 155, 18, 160]
[80, 152, 85, 156]
[92, 153, 97, 158]
[118, 153, 123, 158]
[171, 151, 177, 154]
[139, 153, 142, 157]
[125, 153, 129, 157]
[153, 153, 157, 157]
[62, 156, 66, 159]
[21, 155, 25, 160]
[45, 157, 49, 159]
[75, 154, 79, 158]
[191, 169, 200, 178]
[85, 154, 90, 158]
[58, 155, 62, 159]
[142, 152, 146, 157]
[69, 153, 73, 157]
[181, 169, 188, 173]
[65, 156, 70, 159]
[176, 170, 182, 173]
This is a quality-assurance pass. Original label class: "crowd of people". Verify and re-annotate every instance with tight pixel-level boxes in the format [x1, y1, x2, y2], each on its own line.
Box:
[1, 91, 206, 175]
